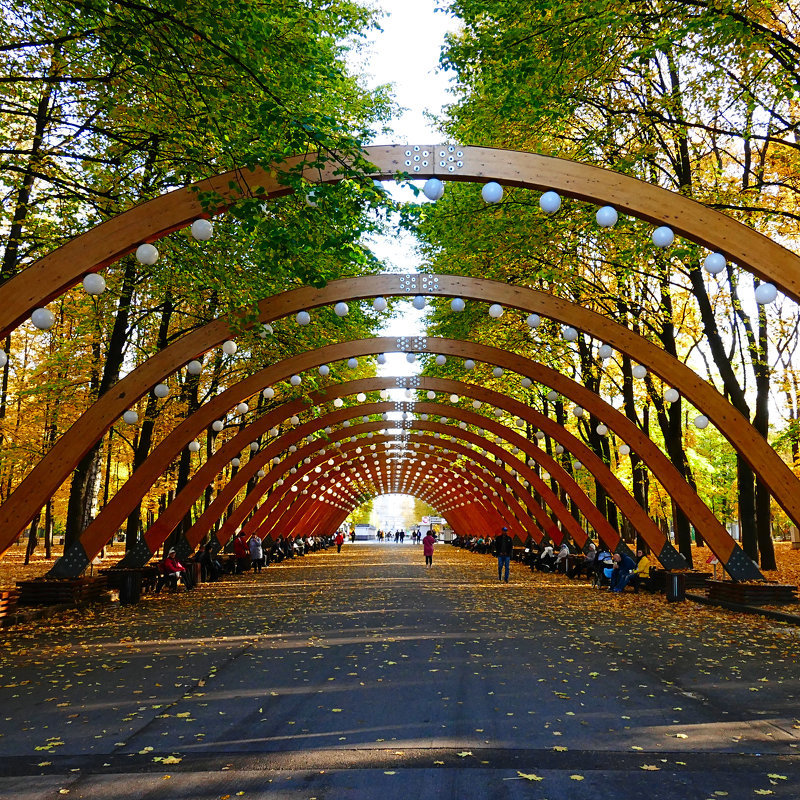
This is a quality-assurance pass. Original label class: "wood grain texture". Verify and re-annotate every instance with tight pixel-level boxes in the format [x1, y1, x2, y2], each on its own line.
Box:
[2, 144, 798, 339]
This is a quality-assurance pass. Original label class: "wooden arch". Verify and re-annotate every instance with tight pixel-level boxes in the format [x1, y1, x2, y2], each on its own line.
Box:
[268, 447, 533, 543]
[244, 432, 587, 549]
[3, 274, 795, 574]
[2, 143, 800, 339]
[46, 337, 759, 579]
[116, 400, 613, 570]
[54, 337, 715, 579]
[193, 415, 608, 555]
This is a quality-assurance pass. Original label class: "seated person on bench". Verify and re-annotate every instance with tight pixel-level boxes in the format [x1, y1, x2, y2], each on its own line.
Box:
[156, 548, 192, 593]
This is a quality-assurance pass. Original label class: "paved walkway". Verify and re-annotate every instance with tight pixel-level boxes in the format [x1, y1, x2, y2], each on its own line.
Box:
[1, 543, 799, 799]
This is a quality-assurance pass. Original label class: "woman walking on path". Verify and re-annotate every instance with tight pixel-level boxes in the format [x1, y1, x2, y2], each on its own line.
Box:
[423, 531, 435, 567]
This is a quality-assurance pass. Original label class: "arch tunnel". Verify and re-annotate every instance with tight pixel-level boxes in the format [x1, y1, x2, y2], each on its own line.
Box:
[1, 145, 799, 586]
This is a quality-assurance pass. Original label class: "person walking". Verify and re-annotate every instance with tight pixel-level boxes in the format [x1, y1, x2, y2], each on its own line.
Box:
[335, 531, 344, 553]
[422, 530, 435, 568]
[495, 526, 513, 583]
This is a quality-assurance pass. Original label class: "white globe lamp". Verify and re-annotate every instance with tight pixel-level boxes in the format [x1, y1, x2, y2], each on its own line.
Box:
[539, 191, 561, 213]
[83, 273, 106, 295]
[153, 383, 169, 398]
[652, 226, 674, 248]
[135, 243, 158, 265]
[481, 181, 503, 204]
[190, 219, 213, 241]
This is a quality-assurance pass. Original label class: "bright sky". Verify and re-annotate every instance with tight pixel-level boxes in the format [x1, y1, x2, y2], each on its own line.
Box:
[348, 1, 458, 526]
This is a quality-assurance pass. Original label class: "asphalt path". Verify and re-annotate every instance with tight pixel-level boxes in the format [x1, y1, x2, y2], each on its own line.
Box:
[1, 542, 799, 799]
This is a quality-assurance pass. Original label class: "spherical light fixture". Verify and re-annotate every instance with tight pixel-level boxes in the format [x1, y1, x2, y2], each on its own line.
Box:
[153, 383, 169, 398]
[526, 313, 541, 329]
[521, 377, 532, 389]
[427, 391, 436, 400]
[423, 177, 445, 201]
[755, 282, 777, 305]
[290, 374, 302, 386]
[598, 344, 613, 360]
[488, 303, 504, 318]
[547, 390, 559, 402]
[619, 444, 631, 456]
[555, 444, 564, 454]
[481, 181, 503, 204]
[652, 226, 674, 248]
[186, 359, 202, 375]
[259, 324, 273, 338]
[596, 424, 608, 436]
[406, 352, 416, 363]
[562, 325, 578, 342]
[334, 301, 349, 317]
[535, 430, 545, 440]
[664, 388, 680, 403]
[472, 400, 481, 409]
[703, 252, 726, 275]
[694, 414, 709, 429]
[632, 365, 647, 379]
[435, 355, 446, 366]
[190, 219, 213, 241]
[257, 469, 266, 478]
[31, 308, 55, 330]
[373, 296, 387, 312]
[333, 398, 344, 408]
[188, 440, 201, 453]
[347, 358, 358, 369]
[356, 392, 367, 402]
[492, 366, 504, 378]
[212, 420, 224, 432]
[83, 273, 106, 295]
[450, 394, 459, 403]
[464, 359, 475, 371]
[135, 243, 158, 265]
[376, 353, 387, 365]
[250, 442, 259, 452]
[595, 206, 618, 227]
[222, 340, 237, 356]
[539, 190, 561, 213]
[412, 295, 426, 310]
[231, 457, 241, 468]
[236, 402, 249, 415]
[122, 410, 138, 425]
[296, 310, 311, 326]
[573, 406, 585, 418]
[262, 387, 275, 399]
[450, 297, 465, 312]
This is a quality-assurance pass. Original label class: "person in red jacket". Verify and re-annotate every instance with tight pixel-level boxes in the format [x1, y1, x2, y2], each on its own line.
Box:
[233, 531, 250, 574]
[335, 532, 345, 553]
[422, 531, 435, 567]
[157, 548, 190, 592]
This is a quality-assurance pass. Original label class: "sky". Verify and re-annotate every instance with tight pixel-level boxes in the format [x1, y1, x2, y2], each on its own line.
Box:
[347, 1, 459, 528]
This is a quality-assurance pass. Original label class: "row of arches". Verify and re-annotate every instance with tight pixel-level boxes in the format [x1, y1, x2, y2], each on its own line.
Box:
[1, 145, 798, 586]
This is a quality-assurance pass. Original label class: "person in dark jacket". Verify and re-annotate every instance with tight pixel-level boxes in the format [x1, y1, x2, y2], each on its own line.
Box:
[495, 526, 514, 583]
[611, 552, 637, 592]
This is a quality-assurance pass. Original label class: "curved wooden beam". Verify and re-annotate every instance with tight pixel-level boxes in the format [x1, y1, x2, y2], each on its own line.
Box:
[43, 336, 756, 578]
[3, 274, 791, 576]
[2, 144, 799, 338]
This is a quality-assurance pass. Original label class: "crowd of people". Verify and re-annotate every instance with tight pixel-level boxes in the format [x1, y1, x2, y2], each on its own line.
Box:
[452, 532, 657, 593]
[154, 531, 337, 592]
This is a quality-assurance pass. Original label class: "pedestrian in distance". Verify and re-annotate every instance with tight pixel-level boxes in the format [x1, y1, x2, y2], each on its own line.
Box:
[495, 526, 513, 583]
[423, 530, 435, 567]
[335, 531, 344, 553]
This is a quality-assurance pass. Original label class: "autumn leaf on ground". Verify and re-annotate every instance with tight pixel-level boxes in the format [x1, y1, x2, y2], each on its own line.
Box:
[641, 764, 660, 771]
[516, 771, 544, 781]
[457, 751, 472, 757]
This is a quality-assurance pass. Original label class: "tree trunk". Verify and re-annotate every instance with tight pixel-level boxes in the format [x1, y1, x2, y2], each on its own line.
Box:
[24, 511, 41, 565]
[63, 257, 138, 550]
[124, 294, 173, 549]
